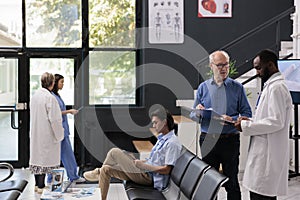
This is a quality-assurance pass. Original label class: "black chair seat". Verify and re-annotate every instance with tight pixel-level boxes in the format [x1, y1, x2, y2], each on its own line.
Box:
[162, 148, 195, 200]
[193, 168, 228, 200]
[126, 188, 166, 200]
[0, 190, 21, 200]
[0, 163, 14, 182]
[0, 180, 28, 192]
[125, 180, 153, 191]
[180, 157, 210, 199]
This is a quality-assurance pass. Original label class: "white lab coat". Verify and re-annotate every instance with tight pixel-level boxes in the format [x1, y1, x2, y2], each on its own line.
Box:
[29, 88, 64, 167]
[241, 72, 293, 196]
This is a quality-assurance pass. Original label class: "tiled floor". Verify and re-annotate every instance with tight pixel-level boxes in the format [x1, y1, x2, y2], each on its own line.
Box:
[2, 168, 300, 200]
[218, 175, 300, 200]
[2, 168, 128, 200]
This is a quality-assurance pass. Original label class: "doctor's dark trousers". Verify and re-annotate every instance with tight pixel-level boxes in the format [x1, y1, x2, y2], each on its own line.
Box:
[200, 133, 241, 200]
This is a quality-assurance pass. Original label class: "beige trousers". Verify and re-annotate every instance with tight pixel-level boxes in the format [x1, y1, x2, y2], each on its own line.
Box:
[99, 148, 153, 200]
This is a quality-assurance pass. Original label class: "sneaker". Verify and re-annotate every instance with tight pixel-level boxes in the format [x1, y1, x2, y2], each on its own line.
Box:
[72, 177, 86, 183]
[37, 187, 44, 194]
[83, 168, 100, 182]
[36, 186, 49, 194]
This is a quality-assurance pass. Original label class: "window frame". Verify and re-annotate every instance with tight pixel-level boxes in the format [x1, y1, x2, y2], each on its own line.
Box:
[1, 0, 144, 107]
[82, 0, 143, 107]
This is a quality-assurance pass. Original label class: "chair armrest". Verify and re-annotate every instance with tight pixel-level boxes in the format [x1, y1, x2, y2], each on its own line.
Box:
[0, 163, 14, 182]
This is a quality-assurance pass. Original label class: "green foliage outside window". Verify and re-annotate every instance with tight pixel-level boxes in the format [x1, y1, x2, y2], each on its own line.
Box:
[26, 0, 81, 47]
[89, 51, 136, 104]
[88, 0, 136, 104]
[89, 0, 135, 47]
[206, 60, 238, 78]
[27, 0, 136, 104]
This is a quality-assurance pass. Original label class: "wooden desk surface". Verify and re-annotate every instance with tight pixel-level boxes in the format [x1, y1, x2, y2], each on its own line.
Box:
[172, 115, 193, 123]
[132, 140, 153, 152]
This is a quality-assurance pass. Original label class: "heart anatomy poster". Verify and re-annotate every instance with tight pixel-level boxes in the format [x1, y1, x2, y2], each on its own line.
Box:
[198, 0, 232, 18]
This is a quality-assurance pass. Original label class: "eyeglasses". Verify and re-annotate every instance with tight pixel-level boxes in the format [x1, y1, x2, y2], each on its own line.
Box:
[212, 62, 229, 68]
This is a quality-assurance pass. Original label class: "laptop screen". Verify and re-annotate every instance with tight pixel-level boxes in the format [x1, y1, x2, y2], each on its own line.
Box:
[278, 59, 300, 92]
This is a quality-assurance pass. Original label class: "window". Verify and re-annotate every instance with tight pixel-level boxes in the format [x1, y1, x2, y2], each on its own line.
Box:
[89, 0, 135, 48]
[26, 0, 82, 48]
[89, 51, 136, 104]
[88, 0, 136, 105]
[0, 58, 18, 106]
[0, 1, 22, 47]
[29, 58, 75, 103]
[1, 0, 137, 105]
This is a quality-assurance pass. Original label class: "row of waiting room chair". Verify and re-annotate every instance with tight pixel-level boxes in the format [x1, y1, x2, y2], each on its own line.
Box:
[125, 148, 228, 200]
[0, 163, 28, 200]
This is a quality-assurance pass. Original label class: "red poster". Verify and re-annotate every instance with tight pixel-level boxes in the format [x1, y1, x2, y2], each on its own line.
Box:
[198, 0, 232, 18]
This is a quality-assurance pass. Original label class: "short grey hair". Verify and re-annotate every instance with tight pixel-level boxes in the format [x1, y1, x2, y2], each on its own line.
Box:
[209, 50, 230, 64]
[41, 72, 54, 88]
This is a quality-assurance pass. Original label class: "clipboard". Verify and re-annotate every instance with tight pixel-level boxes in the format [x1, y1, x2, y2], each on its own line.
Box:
[200, 109, 236, 124]
[217, 116, 236, 125]
[184, 106, 220, 119]
[198, 108, 220, 119]
[77, 106, 83, 111]
[184, 106, 236, 125]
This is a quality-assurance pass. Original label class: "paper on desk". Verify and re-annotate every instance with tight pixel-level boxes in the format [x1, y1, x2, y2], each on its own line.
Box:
[40, 191, 63, 200]
[72, 187, 95, 198]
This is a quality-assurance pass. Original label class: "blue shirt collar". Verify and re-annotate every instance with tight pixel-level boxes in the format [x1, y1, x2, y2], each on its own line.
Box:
[209, 77, 231, 86]
[157, 130, 175, 140]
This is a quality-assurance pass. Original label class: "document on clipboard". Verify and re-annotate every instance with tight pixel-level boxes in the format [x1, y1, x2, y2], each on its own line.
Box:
[184, 106, 235, 125]
[183, 106, 217, 118]
[201, 109, 236, 125]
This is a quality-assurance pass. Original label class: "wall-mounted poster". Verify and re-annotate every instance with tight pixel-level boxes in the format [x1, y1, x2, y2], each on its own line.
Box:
[198, 0, 232, 18]
[149, 0, 184, 44]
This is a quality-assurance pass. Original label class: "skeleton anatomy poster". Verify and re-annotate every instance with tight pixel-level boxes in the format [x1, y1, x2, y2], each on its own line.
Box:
[149, 0, 184, 44]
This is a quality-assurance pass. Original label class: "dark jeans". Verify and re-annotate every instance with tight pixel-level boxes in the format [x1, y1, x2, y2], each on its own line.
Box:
[34, 174, 46, 189]
[200, 133, 241, 200]
[250, 191, 277, 200]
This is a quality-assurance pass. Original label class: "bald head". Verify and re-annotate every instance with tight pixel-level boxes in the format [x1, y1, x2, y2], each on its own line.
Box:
[209, 50, 230, 82]
[209, 50, 230, 64]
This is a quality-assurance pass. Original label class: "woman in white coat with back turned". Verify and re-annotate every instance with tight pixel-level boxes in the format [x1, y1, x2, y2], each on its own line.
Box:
[29, 72, 64, 194]
[235, 49, 293, 200]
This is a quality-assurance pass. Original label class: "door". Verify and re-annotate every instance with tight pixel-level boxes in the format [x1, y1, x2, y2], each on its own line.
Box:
[29, 56, 77, 151]
[0, 55, 78, 167]
[0, 54, 29, 168]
